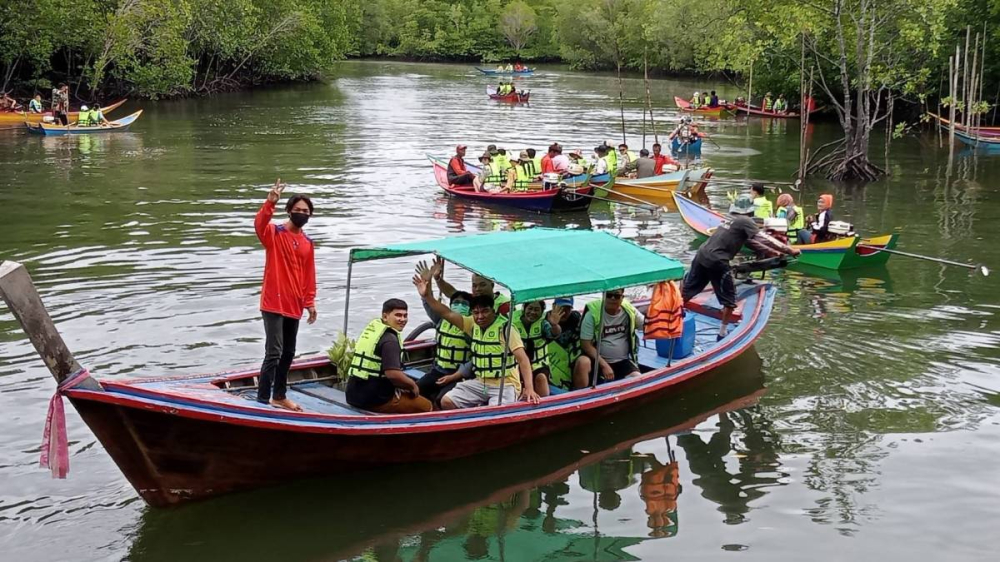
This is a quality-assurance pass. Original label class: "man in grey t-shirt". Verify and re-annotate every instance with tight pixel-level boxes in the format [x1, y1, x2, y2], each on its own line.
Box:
[574, 289, 643, 388]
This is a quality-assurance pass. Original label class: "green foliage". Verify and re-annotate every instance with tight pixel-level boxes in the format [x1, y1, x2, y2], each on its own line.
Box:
[326, 332, 356, 379]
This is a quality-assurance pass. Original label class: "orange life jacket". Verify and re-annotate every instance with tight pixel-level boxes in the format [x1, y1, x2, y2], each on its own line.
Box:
[644, 281, 684, 339]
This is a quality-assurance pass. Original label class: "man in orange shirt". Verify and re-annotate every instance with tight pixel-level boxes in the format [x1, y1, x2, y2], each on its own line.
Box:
[255, 179, 317, 411]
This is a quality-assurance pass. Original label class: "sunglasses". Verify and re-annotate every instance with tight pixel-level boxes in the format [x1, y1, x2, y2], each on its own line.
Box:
[605, 293, 624, 300]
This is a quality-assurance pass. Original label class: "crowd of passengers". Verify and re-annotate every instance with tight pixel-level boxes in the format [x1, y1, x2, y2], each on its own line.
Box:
[343, 257, 645, 414]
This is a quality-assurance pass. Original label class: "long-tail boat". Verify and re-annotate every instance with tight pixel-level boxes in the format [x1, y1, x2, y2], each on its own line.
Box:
[25, 110, 142, 136]
[0, 228, 778, 507]
[674, 96, 732, 116]
[487, 86, 530, 103]
[673, 192, 899, 270]
[428, 155, 602, 213]
[597, 168, 713, 201]
[0, 98, 127, 130]
[476, 67, 535, 76]
[734, 97, 820, 119]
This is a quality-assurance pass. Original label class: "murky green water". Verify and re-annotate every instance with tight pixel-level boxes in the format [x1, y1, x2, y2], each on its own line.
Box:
[1, 61, 999, 561]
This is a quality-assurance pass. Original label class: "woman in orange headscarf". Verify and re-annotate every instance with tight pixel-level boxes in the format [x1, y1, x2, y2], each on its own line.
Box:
[804, 193, 835, 243]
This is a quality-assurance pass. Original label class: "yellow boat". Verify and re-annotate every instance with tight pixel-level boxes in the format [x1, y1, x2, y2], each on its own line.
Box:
[0, 98, 127, 130]
[597, 167, 712, 204]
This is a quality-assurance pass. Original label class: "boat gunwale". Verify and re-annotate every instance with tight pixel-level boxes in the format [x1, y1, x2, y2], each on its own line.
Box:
[65, 285, 773, 434]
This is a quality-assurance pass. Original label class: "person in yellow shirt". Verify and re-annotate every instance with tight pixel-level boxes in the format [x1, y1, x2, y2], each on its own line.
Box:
[414, 274, 540, 408]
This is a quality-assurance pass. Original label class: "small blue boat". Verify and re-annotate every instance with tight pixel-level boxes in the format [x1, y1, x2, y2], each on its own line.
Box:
[26, 110, 142, 136]
[476, 67, 536, 76]
[954, 129, 1000, 151]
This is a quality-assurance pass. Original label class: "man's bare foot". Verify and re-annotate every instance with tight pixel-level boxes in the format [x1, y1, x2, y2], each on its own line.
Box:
[270, 398, 303, 412]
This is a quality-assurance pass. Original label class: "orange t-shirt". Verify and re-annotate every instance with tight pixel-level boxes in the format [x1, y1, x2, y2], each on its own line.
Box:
[255, 200, 316, 318]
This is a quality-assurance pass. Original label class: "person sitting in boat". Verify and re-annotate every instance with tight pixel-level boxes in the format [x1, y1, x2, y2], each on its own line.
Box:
[635, 149, 656, 178]
[505, 151, 534, 191]
[569, 149, 591, 173]
[414, 276, 541, 407]
[546, 297, 584, 390]
[651, 143, 680, 174]
[540, 144, 556, 174]
[345, 299, 433, 414]
[702, 92, 712, 106]
[522, 148, 540, 177]
[574, 289, 644, 388]
[505, 63, 514, 72]
[762, 92, 774, 112]
[603, 140, 618, 173]
[474, 151, 500, 192]
[734, 96, 747, 107]
[773, 94, 788, 113]
[689, 91, 702, 109]
[432, 257, 512, 317]
[513, 301, 567, 398]
[494, 147, 511, 174]
[496, 64, 505, 72]
[775, 193, 804, 242]
[448, 145, 476, 186]
[1, 92, 20, 111]
[75, 105, 93, 126]
[803, 194, 835, 244]
[709, 90, 720, 108]
[91, 103, 111, 126]
[593, 145, 611, 175]
[551, 145, 570, 174]
[28, 94, 43, 113]
[750, 183, 773, 219]
[681, 194, 800, 340]
[617, 144, 637, 176]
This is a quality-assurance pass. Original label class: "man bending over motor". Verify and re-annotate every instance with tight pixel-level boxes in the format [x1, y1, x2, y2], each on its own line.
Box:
[681, 194, 800, 340]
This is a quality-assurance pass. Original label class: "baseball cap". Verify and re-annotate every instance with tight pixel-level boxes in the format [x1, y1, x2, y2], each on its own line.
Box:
[554, 297, 574, 307]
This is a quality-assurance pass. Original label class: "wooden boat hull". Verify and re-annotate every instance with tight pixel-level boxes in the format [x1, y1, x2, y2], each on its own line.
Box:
[605, 168, 713, 201]
[0, 98, 127, 130]
[953, 129, 1000, 149]
[673, 192, 899, 270]
[476, 67, 535, 76]
[26, 109, 142, 136]
[429, 155, 594, 213]
[926, 112, 1000, 136]
[673, 96, 731, 116]
[56, 282, 775, 507]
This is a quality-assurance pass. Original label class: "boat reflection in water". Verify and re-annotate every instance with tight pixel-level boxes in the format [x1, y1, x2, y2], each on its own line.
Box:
[128, 353, 771, 561]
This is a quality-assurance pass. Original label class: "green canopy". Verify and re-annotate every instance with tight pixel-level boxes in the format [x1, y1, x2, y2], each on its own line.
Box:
[351, 228, 684, 303]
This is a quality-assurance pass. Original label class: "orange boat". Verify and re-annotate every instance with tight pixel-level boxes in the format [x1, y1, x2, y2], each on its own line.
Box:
[674, 96, 733, 116]
[0, 98, 127, 130]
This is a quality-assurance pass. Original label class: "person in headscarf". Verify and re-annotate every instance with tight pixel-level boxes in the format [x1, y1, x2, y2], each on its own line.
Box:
[776, 193, 804, 243]
[803, 194, 835, 244]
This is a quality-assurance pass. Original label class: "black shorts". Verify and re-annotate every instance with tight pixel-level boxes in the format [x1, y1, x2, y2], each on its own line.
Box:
[448, 172, 475, 186]
[587, 360, 638, 386]
[681, 257, 736, 309]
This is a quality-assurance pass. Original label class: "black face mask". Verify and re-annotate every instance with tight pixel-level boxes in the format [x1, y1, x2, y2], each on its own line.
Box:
[289, 212, 309, 228]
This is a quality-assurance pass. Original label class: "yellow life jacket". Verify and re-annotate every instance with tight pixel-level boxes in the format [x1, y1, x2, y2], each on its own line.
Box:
[778, 205, 805, 236]
[583, 299, 639, 363]
[753, 196, 773, 219]
[435, 319, 470, 370]
[348, 319, 399, 379]
[485, 161, 503, 184]
[512, 309, 548, 371]
[471, 316, 512, 379]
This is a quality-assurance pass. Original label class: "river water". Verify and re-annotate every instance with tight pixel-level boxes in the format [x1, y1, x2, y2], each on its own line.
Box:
[1, 61, 998, 561]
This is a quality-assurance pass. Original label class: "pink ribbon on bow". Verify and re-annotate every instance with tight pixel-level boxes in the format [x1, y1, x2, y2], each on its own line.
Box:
[40, 369, 90, 479]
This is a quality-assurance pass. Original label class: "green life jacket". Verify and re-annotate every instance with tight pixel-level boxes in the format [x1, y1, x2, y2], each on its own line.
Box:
[778, 205, 805, 235]
[774, 99, 787, 111]
[703, 95, 711, 105]
[512, 310, 548, 371]
[689, 96, 700, 107]
[547, 337, 580, 389]
[495, 154, 510, 173]
[486, 161, 503, 184]
[512, 163, 532, 190]
[763, 97, 773, 111]
[583, 299, 639, 363]
[348, 319, 399, 380]
[89, 109, 101, 124]
[532, 156, 542, 175]
[606, 149, 618, 173]
[753, 196, 773, 219]
[435, 319, 470, 370]
[77, 110, 92, 126]
[471, 316, 512, 379]
[522, 159, 538, 178]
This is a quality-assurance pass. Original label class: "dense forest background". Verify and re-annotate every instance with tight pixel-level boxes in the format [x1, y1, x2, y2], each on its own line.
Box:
[1, 0, 999, 112]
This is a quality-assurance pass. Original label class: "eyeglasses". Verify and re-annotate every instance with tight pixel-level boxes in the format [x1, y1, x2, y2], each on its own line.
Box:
[605, 293, 624, 300]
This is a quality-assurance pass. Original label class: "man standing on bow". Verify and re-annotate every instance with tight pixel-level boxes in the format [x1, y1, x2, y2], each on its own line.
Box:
[255, 179, 317, 411]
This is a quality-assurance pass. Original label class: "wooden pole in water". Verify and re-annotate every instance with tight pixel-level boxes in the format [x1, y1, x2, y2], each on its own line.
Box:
[978, 23, 986, 133]
[644, 48, 658, 145]
[746, 59, 754, 104]
[616, 59, 626, 145]
[0, 261, 101, 391]
[969, 33, 980, 144]
[963, 26, 970, 128]
[798, 34, 806, 180]
[949, 50, 956, 146]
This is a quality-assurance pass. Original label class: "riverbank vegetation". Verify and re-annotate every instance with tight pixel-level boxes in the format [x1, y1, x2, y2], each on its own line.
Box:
[3, 0, 999, 180]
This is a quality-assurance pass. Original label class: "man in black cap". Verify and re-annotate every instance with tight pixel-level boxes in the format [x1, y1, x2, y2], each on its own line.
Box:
[448, 145, 475, 186]
[682, 194, 799, 340]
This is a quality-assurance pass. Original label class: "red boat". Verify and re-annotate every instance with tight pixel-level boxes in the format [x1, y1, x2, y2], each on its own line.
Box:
[0, 228, 778, 507]
[428, 155, 596, 213]
[674, 96, 733, 116]
[488, 86, 530, 103]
